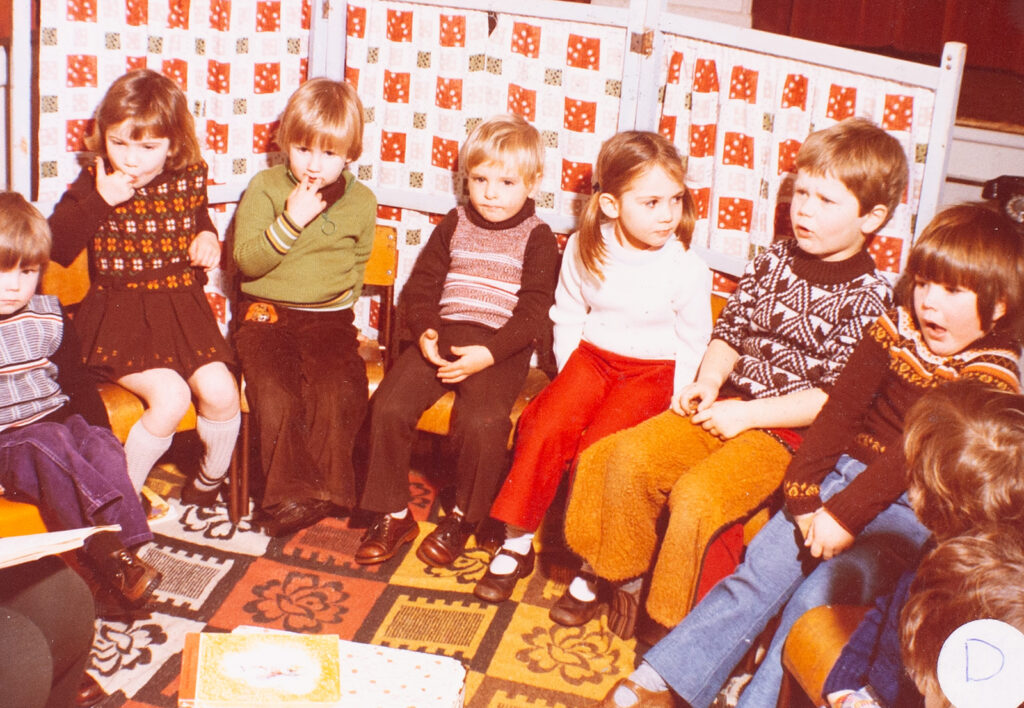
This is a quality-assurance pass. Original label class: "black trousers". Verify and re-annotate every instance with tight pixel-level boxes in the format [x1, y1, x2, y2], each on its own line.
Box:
[235, 305, 369, 511]
[360, 322, 531, 523]
[0, 556, 96, 708]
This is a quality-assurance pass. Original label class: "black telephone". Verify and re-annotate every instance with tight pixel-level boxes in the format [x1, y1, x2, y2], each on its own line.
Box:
[982, 175, 1024, 225]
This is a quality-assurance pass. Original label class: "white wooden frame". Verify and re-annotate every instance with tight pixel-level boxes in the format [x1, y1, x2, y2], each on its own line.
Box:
[7, 0, 964, 274]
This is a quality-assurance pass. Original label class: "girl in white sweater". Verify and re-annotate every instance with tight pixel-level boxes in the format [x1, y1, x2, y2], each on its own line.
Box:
[473, 131, 712, 608]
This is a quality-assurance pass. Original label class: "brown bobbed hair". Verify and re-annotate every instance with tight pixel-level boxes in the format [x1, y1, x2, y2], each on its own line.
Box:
[0, 192, 52, 270]
[84, 69, 201, 172]
[796, 117, 908, 230]
[894, 203, 1024, 337]
[276, 78, 365, 161]
[577, 131, 695, 280]
[905, 380, 1024, 540]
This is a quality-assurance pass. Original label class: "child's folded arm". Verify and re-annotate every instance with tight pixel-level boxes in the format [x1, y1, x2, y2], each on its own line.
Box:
[233, 183, 295, 278]
[784, 327, 890, 516]
[672, 261, 714, 393]
[485, 224, 559, 364]
[47, 168, 115, 267]
[399, 209, 458, 340]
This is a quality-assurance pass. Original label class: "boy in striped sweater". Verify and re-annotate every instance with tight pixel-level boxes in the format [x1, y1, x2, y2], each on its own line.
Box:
[0, 191, 161, 607]
[355, 114, 559, 568]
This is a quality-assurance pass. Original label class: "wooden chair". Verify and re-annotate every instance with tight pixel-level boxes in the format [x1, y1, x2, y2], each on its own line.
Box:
[778, 604, 871, 707]
[40, 251, 199, 441]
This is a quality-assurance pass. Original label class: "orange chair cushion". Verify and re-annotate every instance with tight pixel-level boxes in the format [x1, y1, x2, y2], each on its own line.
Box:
[0, 498, 48, 536]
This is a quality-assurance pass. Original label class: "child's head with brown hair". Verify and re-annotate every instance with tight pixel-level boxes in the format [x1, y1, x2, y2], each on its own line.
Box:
[576, 131, 695, 279]
[900, 525, 1024, 706]
[276, 77, 365, 162]
[459, 114, 544, 224]
[795, 117, 908, 229]
[895, 203, 1024, 347]
[905, 380, 1024, 540]
[0, 192, 52, 315]
[84, 69, 202, 174]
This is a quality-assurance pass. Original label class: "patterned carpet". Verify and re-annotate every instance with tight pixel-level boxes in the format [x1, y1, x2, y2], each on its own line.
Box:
[82, 444, 651, 708]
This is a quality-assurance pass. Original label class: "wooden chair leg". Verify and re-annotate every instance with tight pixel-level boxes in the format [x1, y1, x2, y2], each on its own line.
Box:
[227, 410, 250, 524]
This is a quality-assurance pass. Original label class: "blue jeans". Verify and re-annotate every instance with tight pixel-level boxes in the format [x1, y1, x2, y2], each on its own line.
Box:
[0, 415, 152, 549]
[645, 455, 931, 708]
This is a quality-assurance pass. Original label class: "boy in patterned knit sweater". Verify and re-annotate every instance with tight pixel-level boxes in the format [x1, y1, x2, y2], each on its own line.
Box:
[599, 203, 1024, 708]
[564, 117, 907, 643]
[355, 114, 559, 569]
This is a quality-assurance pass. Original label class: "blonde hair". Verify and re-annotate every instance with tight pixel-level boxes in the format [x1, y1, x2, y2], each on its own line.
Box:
[905, 381, 1024, 540]
[276, 78, 365, 161]
[0, 192, 51, 270]
[84, 69, 201, 171]
[577, 131, 694, 279]
[895, 203, 1024, 336]
[461, 114, 544, 185]
[901, 526, 1024, 701]
[796, 117, 908, 229]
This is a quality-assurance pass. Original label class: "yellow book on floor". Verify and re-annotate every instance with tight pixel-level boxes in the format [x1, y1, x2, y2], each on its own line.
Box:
[178, 631, 341, 707]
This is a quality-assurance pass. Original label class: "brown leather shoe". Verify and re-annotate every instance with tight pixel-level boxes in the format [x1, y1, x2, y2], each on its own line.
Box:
[549, 585, 600, 627]
[416, 512, 472, 567]
[76, 674, 107, 707]
[264, 498, 333, 537]
[597, 678, 674, 707]
[473, 547, 535, 603]
[101, 548, 162, 606]
[608, 584, 640, 639]
[355, 511, 419, 564]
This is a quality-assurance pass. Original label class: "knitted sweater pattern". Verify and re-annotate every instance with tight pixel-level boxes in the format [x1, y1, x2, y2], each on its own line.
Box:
[233, 166, 376, 308]
[92, 162, 210, 290]
[714, 240, 891, 400]
[439, 205, 545, 330]
[0, 295, 69, 431]
[784, 305, 1021, 533]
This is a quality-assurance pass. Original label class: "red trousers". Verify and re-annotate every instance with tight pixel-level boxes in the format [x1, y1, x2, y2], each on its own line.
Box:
[489, 340, 673, 532]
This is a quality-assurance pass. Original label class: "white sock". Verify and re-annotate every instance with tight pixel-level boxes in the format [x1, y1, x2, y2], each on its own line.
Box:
[568, 574, 597, 602]
[613, 662, 667, 705]
[489, 531, 534, 575]
[124, 420, 173, 492]
[195, 412, 241, 490]
[619, 576, 643, 595]
[389, 508, 409, 519]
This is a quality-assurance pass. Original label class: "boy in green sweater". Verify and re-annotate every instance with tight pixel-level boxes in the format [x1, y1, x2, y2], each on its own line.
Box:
[233, 78, 376, 537]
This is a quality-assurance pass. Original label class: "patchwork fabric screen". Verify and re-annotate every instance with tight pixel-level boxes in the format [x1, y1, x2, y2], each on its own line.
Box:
[656, 34, 936, 281]
[344, 0, 630, 290]
[36, 0, 313, 330]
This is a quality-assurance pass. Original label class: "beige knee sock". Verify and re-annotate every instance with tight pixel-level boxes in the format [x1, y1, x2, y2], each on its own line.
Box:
[124, 420, 173, 492]
[194, 412, 241, 491]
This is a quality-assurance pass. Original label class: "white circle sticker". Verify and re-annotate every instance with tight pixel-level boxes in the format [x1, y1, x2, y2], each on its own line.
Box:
[936, 619, 1024, 708]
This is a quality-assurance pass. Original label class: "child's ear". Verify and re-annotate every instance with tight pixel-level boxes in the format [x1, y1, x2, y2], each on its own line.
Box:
[860, 204, 889, 234]
[598, 192, 619, 220]
[527, 173, 542, 198]
[992, 299, 1007, 324]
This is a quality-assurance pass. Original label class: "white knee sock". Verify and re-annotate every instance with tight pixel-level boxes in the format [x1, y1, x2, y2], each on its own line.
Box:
[124, 420, 174, 492]
[195, 412, 241, 491]
[489, 530, 535, 575]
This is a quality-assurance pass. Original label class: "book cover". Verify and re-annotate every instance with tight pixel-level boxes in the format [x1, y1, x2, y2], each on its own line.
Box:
[178, 632, 341, 707]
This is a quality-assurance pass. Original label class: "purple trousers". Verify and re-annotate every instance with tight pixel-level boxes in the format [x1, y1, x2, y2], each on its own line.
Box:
[0, 414, 152, 549]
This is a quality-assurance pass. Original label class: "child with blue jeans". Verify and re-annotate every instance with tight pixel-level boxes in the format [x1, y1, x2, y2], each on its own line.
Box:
[0, 192, 160, 607]
[824, 380, 1024, 707]
[600, 204, 1024, 708]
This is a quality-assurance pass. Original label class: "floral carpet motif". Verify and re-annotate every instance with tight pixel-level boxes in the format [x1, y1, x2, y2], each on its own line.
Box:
[83, 462, 644, 708]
